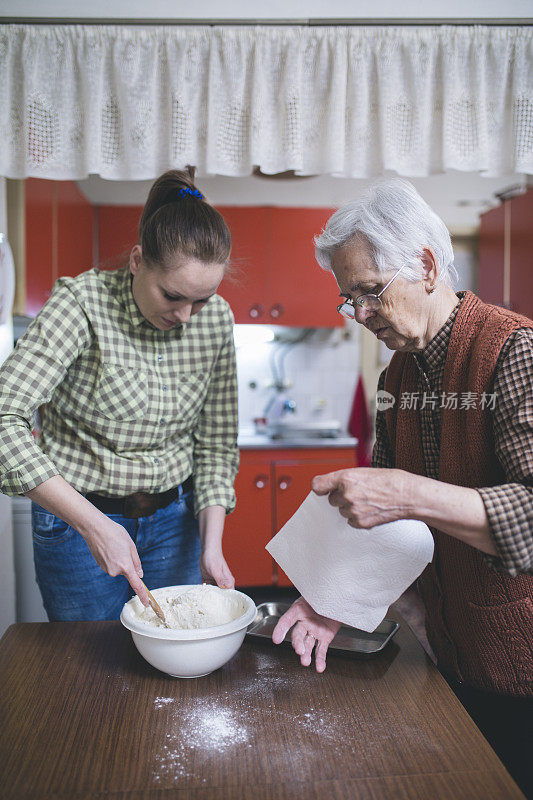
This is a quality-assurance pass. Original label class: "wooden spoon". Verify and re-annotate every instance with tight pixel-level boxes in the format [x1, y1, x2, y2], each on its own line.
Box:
[139, 579, 169, 627]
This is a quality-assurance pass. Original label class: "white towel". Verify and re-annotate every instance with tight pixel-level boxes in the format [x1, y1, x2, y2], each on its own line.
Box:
[266, 491, 434, 632]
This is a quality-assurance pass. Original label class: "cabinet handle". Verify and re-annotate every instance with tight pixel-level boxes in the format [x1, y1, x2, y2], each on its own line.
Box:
[278, 476, 292, 491]
[255, 475, 269, 489]
[269, 303, 284, 319]
[249, 304, 264, 319]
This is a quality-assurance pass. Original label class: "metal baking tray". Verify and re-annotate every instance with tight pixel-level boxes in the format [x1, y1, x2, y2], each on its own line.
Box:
[247, 602, 399, 658]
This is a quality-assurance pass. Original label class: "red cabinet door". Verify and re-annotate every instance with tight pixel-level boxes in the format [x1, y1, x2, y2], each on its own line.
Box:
[97, 206, 142, 267]
[25, 180, 93, 316]
[25, 178, 55, 316]
[225, 448, 357, 588]
[509, 191, 533, 318]
[223, 454, 275, 587]
[219, 206, 342, 326]
[273, 453, 358, 587]
[268, 208, 342, 327]
[56, 181, 94, 279]
[479, 204, 505, 307]
[216, 206, 270, 323]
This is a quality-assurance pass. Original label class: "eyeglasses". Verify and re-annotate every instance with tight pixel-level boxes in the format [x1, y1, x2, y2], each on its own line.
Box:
[337, 266, 404, 320]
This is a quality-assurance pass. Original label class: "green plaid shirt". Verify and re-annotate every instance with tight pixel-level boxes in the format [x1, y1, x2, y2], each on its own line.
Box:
[0, 267, 239, 515]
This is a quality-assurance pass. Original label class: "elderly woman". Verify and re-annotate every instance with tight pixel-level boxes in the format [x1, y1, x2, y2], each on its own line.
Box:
[273, 179, 532, 795]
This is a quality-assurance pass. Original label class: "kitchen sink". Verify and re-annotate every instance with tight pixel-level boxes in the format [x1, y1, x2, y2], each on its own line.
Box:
[262, 419, 342, 439]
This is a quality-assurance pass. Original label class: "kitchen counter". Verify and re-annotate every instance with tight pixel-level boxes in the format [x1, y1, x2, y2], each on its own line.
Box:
[0, 610, 523, 799]
[238, 432, 358, 449]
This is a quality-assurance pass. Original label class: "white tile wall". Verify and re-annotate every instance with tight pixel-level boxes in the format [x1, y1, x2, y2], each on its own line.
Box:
[236, 324, 361, 432]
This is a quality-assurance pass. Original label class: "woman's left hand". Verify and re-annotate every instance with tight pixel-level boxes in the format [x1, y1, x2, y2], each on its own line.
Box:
[200, 548, 235, 589]
[272, 597, 341, 672]
[312, 467, 414, 529]
[198, 505, 235, 589]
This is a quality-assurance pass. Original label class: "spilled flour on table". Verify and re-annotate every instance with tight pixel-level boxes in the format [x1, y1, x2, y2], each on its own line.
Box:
[154, 697, 174, 709]
[149, 684, 357, 787]
[149, 651, 383, 787]
[152, 696, 250, 784]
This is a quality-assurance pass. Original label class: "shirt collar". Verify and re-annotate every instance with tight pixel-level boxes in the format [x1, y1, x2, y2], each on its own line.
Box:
[417, 291, 466, 372]
[117, 267, 148, 328]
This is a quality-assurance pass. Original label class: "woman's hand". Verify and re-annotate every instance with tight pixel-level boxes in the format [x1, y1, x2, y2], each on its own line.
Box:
[200, 548, 235, 589]
[312, 467, 414, 529]
[312, 467, 497, 556]
[198, 504, 235, 589]
[26, 476, 150, 606]
[83, 517, 150, 606]
[272, 597, 341, 673]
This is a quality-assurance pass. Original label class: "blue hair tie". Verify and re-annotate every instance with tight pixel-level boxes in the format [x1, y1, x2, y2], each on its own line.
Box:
[180, 187, 203, 199]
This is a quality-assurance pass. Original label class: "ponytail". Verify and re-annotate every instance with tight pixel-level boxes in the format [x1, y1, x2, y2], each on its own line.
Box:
[139, 169, 231, 269]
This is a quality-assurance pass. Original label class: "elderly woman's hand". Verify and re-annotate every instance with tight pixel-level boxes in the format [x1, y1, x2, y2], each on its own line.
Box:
[272, 597, 342, 672]
[312, 467, 414, 529]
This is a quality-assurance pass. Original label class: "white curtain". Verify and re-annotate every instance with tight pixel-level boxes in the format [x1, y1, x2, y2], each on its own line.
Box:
[1, 23, 532, 179]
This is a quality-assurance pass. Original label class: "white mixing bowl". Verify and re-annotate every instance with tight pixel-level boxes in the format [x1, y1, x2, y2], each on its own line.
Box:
[120, 585, 257, 678]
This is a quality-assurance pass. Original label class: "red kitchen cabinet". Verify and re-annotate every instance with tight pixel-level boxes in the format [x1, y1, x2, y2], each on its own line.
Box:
[56, 182, 94, 279]
[479, 190, 533, 317]
[26, 193, 343, 324]
[478, 204, 505, 309]
[97, 205, 141, 267]
[268, 208, 342, 327]
[508, 191, 533, 318]
[216, 206, 341, 326]
[224, 447, 357, 587]
[273, 454, 358, 587]
[25, 179, 54, 316]
[223, 453, 275, 586]
[96, 204, 342, 326]
[216, 207, 270, 322]
[25, 179, 94, 316]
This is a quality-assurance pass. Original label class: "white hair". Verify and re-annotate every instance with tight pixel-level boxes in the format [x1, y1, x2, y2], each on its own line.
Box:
[314, 178, 458, 286]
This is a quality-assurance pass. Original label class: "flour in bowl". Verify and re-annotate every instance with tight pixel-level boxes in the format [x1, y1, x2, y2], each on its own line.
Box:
[137, 584, 246, 629]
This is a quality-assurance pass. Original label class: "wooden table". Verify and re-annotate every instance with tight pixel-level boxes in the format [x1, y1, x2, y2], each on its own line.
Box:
[0, 611, 524, 799]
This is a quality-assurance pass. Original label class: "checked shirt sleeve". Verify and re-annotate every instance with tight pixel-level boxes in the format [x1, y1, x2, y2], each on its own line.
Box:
[0, 281, 92, 495]
[192, 310, 239, 516]
[477, 330, 533, 576]
[371, 368, 395, 469]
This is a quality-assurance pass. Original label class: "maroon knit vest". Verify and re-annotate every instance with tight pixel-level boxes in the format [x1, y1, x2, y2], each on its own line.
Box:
[385, 292, 533, 697]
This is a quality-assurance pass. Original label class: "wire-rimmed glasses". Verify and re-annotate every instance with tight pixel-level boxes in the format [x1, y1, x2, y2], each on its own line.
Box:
[337, 266, 404, 320]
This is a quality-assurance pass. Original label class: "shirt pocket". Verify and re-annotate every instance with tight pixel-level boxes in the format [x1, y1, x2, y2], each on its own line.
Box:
[95, 362, 149, 420]
[169, 372, 210, 427]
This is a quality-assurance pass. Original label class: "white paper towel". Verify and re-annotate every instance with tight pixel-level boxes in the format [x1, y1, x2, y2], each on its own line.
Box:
[266, 492, 434, 632]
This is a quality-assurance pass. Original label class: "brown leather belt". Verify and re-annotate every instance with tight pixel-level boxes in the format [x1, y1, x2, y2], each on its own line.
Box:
[86, 477, 192, 519]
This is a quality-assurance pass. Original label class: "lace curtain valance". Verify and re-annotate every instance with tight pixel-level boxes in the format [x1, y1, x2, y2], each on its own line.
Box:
[1, 24, 532, 179]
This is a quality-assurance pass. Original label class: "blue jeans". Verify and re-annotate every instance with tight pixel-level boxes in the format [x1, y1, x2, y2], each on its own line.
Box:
[32, 485, 202, 621]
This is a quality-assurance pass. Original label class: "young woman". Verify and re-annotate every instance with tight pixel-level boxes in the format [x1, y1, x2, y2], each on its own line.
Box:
[0, 170, 239, 620]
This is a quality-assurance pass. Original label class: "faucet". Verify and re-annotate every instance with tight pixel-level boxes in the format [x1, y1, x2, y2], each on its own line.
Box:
[263, 393, 297, 421]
